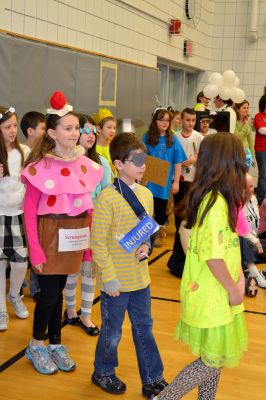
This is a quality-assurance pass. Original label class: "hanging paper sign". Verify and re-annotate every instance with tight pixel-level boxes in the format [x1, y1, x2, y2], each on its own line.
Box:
[119, 215, 159, 253]
[58, 227, 90, 252]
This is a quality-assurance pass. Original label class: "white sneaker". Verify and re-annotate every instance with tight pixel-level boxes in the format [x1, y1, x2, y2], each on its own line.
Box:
[0, 312, 9, 330]
[7, 293, 29, 318]
[252, 271, 266, 288]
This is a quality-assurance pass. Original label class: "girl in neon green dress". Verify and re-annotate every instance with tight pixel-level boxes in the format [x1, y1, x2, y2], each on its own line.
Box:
[153, 133, 248, 400]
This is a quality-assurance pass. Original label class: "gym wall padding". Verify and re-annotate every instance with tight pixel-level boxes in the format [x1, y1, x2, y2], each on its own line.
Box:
[0, 33, 160, 135]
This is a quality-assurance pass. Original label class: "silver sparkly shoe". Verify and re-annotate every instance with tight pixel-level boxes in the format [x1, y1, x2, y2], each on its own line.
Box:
[25, 342, 58, 374]
[47, 345, 76, 372]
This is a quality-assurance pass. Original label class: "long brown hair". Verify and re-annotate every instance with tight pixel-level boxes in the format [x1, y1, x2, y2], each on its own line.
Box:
[78, 114, 101, 164]
[25, 112, 78, 166]
[0, 106, 24, 176]
[185, 133, 247, 231]
[147, 109, 173, 147]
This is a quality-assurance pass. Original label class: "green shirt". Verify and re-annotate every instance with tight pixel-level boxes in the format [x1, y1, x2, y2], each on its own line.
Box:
[180, 192, 244, 329]
[234, 120, 255, 156]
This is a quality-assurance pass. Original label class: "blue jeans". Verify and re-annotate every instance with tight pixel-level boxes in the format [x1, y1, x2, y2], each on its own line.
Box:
[94, 286, 164, 385]
[255, 151, 266, 205]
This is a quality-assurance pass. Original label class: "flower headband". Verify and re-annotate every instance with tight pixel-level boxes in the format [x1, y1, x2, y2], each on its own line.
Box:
[0, 107, 15, 120]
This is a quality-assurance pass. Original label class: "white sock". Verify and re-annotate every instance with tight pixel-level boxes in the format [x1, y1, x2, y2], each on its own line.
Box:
[9, 261, 28, 298]
[0, 260, 8, 312]
[49, 344, 62, 350]
[247, 263, 259, 277]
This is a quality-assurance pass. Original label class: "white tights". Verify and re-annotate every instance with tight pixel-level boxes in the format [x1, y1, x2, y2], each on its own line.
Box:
[0, 260, 28, 312]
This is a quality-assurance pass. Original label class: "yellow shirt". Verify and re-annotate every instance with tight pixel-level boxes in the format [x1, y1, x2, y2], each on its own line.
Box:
[91, 184, 153, 292]
[180, 192, 244, 329]
[96, 144, 117, 177]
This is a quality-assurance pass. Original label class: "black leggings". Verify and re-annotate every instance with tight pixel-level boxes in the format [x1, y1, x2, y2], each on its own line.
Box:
[153, 197, 168, 226]
[33, 274, 67, 343]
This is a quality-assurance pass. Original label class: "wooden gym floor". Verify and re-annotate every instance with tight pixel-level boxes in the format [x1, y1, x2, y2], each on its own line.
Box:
[0, 219, 266, 400]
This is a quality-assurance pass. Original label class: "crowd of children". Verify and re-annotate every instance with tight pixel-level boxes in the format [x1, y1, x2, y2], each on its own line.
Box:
[1, 89, 266, 399]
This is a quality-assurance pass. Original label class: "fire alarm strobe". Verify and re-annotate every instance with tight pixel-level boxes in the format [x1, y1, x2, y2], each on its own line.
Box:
[169, 19, 181, 35]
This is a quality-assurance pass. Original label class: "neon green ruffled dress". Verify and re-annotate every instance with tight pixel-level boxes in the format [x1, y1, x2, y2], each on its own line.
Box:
[175, 193, 248, 368]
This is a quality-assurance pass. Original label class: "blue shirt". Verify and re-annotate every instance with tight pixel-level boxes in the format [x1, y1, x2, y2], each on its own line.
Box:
[142, 133, 187, 199]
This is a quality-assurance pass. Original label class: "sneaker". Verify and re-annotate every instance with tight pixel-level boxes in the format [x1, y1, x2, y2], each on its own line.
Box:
[47, 344, 76, 372]
[7, 293, 29, 318]
[254, 271, 266, 288]
[91, 372, 126, 394]
[0, 312, 9, 331]
[25, 343, 58, 375]
[142, 379, 168, 398]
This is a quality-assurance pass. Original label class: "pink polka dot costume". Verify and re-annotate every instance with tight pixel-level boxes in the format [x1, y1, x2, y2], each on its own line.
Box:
[22, 154, 103, 216]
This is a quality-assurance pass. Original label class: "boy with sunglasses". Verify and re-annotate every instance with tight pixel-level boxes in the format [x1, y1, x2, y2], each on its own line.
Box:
[90, 133, 167, 398]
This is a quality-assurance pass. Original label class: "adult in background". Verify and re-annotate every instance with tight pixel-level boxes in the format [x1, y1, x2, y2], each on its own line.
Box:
[254, 94, 266, 205]
[214, 95, 237, 133]
[234, 100, 256, 166]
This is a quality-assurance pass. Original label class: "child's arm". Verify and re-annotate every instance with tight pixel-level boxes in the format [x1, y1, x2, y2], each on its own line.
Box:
[90, 190, 121, 294]
[171, 163, 181, 194]
[207, 259, 244, 306]
[23, 181, 47, 270]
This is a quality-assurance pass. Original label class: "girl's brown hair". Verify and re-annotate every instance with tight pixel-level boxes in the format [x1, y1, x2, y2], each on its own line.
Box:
[78, 114, 101, 165]
[234, 100, 249, 120]
[0, 106, 24, 176]
[98, 116, 116, 129]
[147, 109, 172, 147]
[25, 112, 79, 166]
[185, 133, 247, 232]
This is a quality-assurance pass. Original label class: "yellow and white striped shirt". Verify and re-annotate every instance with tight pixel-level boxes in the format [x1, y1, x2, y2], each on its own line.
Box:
[91, 183, 153, 292]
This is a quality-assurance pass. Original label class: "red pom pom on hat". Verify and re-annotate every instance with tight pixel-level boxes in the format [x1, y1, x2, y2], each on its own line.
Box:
[50, 91, 66, 110]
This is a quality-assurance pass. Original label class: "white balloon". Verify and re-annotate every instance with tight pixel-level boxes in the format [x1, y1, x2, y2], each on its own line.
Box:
[234, 77, 240, 87]
[203, 84, 220, 99]
[222, 70, 236, 85]
[219, 86, 232, 101]
[209, 72, 223, 86]
[231, 88, 245, 103]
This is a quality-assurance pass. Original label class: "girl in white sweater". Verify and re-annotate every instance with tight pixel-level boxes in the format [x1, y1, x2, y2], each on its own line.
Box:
[0, 106, 30, 330]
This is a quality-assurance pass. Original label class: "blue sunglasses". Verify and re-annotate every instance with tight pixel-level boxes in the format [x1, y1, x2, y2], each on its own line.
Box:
[80, 126, 97, 135]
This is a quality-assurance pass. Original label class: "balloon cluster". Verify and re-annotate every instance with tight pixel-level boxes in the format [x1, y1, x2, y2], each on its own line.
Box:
[203, 70, 245, 103]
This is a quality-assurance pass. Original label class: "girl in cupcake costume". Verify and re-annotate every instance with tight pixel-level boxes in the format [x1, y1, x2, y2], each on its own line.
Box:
[0, 107, 30, 331]
[152, 133, 248, 400]
[23, 92, 103, 374]
[64, 114, 111, 335]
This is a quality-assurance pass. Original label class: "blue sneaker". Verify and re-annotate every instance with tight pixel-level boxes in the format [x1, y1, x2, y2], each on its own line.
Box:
[47, 345, 76, 372]
[25, 342, 58, 374]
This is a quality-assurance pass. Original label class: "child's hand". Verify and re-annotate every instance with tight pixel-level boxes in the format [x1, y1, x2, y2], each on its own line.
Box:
[34, 263, 44, 273]
[229, 288, 243, 306]
[171, 181, 179, 194]
[0, 164, 4, 178]
[135, 244, 149, 261]
[108, 291, 120, 297]
[229, 272, 244, 305]
[256, 240, 263, 254]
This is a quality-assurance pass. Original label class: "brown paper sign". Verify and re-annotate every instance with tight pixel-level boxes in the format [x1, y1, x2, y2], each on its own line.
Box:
[142, 155, 170, 187]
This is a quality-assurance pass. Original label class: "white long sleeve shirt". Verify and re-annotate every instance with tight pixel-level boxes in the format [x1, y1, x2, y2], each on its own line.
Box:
[0, 144, 30, 216]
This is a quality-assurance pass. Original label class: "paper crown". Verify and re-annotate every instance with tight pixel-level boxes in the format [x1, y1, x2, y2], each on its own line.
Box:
[92, 108, 113, 125]
[47, 91, 73, 117]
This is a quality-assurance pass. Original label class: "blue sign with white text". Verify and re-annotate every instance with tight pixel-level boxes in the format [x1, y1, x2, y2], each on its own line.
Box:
[119, 215, 159, 253]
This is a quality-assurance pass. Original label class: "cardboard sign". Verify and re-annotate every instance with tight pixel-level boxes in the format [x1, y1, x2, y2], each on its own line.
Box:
[58, 227, 90, 252]
[142, 155, 170, 187]
[119, 215, 159, 253]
